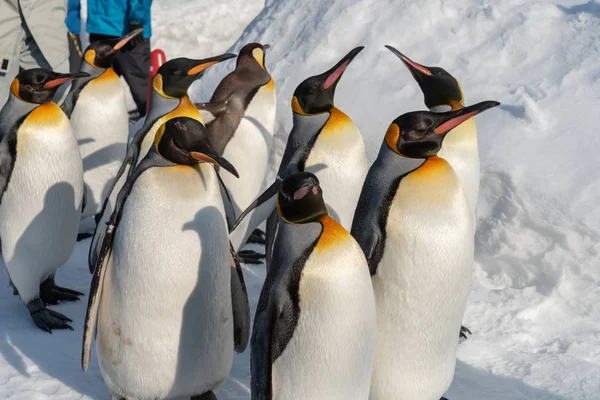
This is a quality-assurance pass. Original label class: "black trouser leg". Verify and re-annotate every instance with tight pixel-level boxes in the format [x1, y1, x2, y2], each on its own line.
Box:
[67, 32, 82, 73]
[113, 38, 150, 117]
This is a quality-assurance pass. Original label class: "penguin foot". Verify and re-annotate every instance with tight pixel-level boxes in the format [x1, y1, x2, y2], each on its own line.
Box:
[191, 390, 217, 400]
[9, 279, 18, 296]
[237, 249, 265, 264]
[40, 277, 84, 305]
[77, 232, 94, 242]
[459, 325, 472, 340]
[27, 299, 74, 333]
[247, 228, 266, 245]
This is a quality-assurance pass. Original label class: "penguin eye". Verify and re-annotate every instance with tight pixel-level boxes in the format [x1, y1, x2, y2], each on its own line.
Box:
[173, 70, 181, 76]
[308, 86, 318, 95]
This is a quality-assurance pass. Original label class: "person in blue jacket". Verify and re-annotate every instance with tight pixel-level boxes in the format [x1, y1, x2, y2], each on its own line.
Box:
[86, 0, 153, 119]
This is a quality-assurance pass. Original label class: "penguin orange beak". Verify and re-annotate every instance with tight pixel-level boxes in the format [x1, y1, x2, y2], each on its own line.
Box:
[187, 53, 237, 76]
[385, 45, 432, 78]
[322, 46, 364, 89]
[433, 101, 500, 134]
[43, 72, 90, 88]
[113, 28, 144, 51]
[191, 151, 239, 178]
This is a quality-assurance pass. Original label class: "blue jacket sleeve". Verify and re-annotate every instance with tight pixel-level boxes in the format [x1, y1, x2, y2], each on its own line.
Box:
[128, 0, 152, 38]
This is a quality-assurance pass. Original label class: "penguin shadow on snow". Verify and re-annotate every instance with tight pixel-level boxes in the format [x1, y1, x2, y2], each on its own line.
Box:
[447, 360, 568, 399]
[175, 205, 230, 398]
[0, 182, 104, 397]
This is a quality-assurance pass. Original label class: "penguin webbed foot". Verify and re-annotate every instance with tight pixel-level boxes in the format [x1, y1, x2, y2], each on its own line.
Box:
[237, 249, 265, 264]
[459, 325, 472, 340]
[40, 277, 84, 305]
[27, 298, 74, 333]
[247, 228, 266, 245]
[9, 279, 19, 296]
[191, 391, 218, 399]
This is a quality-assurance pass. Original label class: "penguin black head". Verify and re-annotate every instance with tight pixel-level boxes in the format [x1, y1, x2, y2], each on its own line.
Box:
[385, 101, 500, 158]
[10, 68, 90, 104]
[83, 28, 144, 69]
[386, 45, 463, 110]
[154, 54, 237, 98]
[292, 46, 364, 115]
[277, 172, 328, 224]
[154, 117, 239, 177]
[237, 42, 270, 71]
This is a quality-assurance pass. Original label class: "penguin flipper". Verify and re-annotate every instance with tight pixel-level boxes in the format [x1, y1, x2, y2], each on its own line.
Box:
[215, 166, 237, 231]
[230, 242, 250, 352]
[88, 142, 138, 272]
[0, 122, 19, 206]
[82, 219, 115, 371]
[250, 294, 275, 400]
[195, 99, 229, 125]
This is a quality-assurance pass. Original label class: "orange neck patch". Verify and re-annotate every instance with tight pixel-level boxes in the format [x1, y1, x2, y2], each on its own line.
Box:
[407, 155, 452, 180]
[320, 107, 353, 136]
[167, 96, 202, 122]
[315, 215, 350, 252]
[93, 68, 119, 84]
[23, 102, 67, 128]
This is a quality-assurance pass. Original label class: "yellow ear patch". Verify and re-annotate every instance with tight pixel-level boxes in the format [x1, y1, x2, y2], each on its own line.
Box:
[385, 123, 401, 154]
[252, 48, 265, 69]
[455, 78, 465, 104]
[10, 78, 21, 99]
[315, 215, 350, 252]
[152, 74, 175, 99]
[291, 96, 309, 115]
[84, 49, 97, 67]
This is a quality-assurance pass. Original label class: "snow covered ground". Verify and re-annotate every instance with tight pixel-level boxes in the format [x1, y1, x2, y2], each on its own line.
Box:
[1, 0, 600, 399]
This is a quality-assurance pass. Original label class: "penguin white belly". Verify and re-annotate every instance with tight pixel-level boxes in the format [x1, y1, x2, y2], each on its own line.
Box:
[369, 158, 473, 400]
[0, 103, 83, 303]
[437, 118, 479, 221]
[224, 85, 276, 249]
[272, 225, 376, 400]
[71, 70, 128, 218]
[96, 164, 233, 399]
[305, 112, 368, 231]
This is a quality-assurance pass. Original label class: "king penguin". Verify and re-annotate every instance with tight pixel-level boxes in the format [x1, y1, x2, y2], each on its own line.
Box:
[350, 101, 499, 400]
[251, 171, 376, 400]
[386, 45, 489, 339]
[88, 54, 236, 273]
[82, 117, 250, 400]
[230, 46, 368, 270]
[61, 29, 143, 220]
[0, 68, 89, 332]
[196, 43, 276, 264]
[385, 46, 481, 222]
